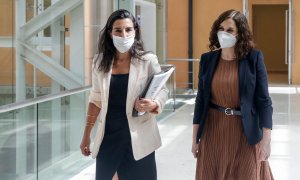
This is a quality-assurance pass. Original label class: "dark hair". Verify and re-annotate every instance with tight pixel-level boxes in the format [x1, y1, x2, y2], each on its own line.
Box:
[209, 9, 255, 60]
[96, 9, 146, 73]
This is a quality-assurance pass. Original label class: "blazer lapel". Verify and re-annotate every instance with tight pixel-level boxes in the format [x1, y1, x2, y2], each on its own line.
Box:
[206, 50, 221, 92]
[127, 57, 139, 104]
[102, 66, 112, 107]
[238, 56, 247, 99]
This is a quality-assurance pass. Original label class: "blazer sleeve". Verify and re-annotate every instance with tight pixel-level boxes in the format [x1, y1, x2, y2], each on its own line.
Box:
[254, 51, 273, 129]
[88, 55, 102, 108]
[147, 54, 169, 115]
[193, 54, 205, 124]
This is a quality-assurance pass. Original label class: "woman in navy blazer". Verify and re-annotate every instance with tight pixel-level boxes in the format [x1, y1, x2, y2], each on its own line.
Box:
[192, 10, 274, 179]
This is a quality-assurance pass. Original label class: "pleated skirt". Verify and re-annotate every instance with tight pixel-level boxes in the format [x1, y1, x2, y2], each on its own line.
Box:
[195, 109, 274, 180]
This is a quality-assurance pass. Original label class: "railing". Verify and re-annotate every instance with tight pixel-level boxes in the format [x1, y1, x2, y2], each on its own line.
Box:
[0, 86, 91, 114]
[166, 58, 200, 98]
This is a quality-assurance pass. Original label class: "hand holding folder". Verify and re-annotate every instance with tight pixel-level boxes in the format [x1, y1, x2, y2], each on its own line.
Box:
[132, 65, 175, 117]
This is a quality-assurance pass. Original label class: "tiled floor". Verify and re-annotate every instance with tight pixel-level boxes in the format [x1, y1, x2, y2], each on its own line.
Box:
[71, 85, 300, 180]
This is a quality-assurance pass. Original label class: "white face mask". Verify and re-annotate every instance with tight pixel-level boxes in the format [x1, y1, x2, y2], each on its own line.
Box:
[217, 31, 237, 49]
[112, 35, 135, 53]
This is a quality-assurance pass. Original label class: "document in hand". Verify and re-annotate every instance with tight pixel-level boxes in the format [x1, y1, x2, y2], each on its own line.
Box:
[132, 65, 175, 117]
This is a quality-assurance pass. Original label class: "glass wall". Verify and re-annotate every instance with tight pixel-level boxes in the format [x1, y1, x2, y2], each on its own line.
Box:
[0, 0, 87, 106]
[0, 0, 15, 105]
[0, 0, 168, 106]
[0, 90, 93, 180]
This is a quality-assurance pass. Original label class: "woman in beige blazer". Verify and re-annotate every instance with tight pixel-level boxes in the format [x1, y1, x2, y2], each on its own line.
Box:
[80, 9, 168, 180]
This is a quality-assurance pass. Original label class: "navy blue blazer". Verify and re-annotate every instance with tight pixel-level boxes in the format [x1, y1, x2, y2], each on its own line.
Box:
[193, 49, 273, 145]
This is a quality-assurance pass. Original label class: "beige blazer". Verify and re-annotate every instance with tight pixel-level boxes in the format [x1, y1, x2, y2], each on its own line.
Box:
[89, 53, 169, 160]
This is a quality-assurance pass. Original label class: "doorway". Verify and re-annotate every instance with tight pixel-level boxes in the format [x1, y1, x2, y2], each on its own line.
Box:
[252, 5, 289, 84]
[135, 0, 156, 53]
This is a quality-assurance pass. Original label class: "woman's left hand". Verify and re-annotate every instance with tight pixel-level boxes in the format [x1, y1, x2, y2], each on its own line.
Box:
[258, 128, 271, 161]
[135, 98, 157, 112]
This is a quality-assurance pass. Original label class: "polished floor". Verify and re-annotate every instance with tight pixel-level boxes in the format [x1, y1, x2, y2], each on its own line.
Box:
[70, 85, 300, 180]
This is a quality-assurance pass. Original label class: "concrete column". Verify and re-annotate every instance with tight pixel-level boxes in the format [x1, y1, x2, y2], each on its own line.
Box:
[156, 0, 167, 64]
[84, 0, 97, 86]
[84, 0, 114, 86]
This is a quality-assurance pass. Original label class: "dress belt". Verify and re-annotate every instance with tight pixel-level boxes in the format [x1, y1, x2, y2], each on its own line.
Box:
[210, 103, 241, 116]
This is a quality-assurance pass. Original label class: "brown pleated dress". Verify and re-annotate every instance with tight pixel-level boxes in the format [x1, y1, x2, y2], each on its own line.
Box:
[195, 58, 274, 180]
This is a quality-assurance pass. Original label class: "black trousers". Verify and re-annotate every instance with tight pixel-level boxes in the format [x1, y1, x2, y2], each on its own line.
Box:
[95, 131, 157, 180]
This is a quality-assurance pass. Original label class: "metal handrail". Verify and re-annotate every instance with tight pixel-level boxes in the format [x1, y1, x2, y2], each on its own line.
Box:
[167, 58, 200, 62]
[0, 86, 91, 113]
[167, 58, 200, 91]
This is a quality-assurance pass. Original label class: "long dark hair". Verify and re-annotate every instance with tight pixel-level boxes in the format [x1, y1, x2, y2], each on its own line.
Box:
[209, 9, 255, 60]
[96, 9, 145, 73]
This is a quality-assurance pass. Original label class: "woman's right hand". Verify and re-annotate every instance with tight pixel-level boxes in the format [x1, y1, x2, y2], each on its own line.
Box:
[80, 135, 91, 156]
[191, 141, 199, 158]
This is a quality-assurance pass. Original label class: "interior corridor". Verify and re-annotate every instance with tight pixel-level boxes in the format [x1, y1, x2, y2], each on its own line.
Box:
[70, 85, 300, 180]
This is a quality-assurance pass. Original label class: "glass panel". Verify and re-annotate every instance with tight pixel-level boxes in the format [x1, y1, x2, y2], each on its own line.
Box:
[36, 69, 52, 97]
[26, 62, 35, 99]
[0, 106, 37, 180]
[26, 0, 35, 22]
[0, 0, 15, 106]
[43, 0, 51, 10]
[0, 0, 14, 36]
[37, 91, 94, 179]
[0, 90, 94, 180]
[0, 48, 15, 105]
[25, 59, 53, 99]
[21, 1, 74, 98]
[1, 0, 89, 105]
[43, 0, 51, 37]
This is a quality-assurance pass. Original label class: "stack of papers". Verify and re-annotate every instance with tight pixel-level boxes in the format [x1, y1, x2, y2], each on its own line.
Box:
[132, 65, 175, 117]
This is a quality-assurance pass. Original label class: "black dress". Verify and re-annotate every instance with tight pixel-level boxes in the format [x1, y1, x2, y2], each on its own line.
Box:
[96, 74, 156, 180]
